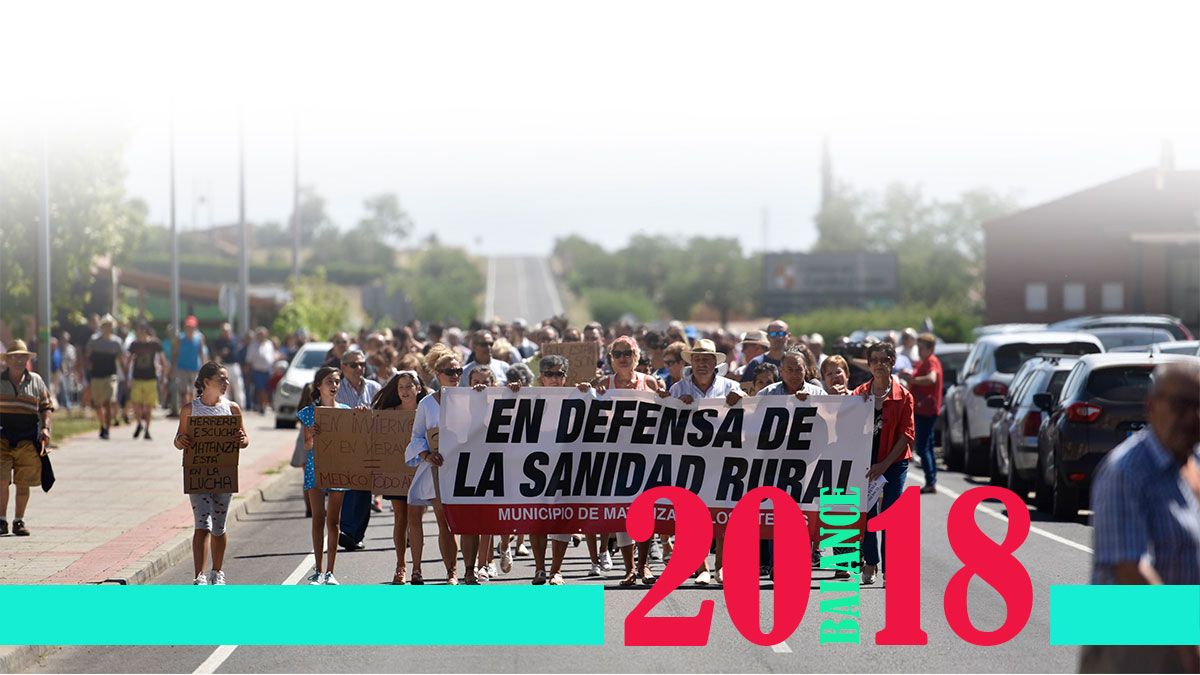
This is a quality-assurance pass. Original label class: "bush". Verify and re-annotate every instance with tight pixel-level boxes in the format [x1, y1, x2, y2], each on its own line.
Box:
[782, 302, 981, 343]
[583, 287, 659, 327]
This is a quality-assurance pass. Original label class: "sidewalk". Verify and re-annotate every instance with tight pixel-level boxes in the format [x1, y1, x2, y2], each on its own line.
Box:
[0, 410, 299, 585]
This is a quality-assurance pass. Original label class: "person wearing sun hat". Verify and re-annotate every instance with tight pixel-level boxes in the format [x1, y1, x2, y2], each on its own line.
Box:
[0, 340, 54, 537]
[668, 337, 745, 586]
[734, 330, 770, 379]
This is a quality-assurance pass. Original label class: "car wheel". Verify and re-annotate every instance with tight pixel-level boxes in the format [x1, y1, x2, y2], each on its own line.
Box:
[1051, 457, 1080, 520]
[944, 418, 964, 472]
[1006, 444, 1031, 499]
[275, 418, 297, 429]
[1033, 456, 1053, 512]
[988, 438, 1005, 486]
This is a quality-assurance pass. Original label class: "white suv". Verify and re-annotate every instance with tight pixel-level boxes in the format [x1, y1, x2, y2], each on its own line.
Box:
[943, 331, 1102, 475]
[273, 341, 334, 428]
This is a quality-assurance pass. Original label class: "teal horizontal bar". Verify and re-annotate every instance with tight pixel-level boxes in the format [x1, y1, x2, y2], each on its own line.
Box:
[0, 585, 604, 646]
[1050, 585, 1200, 645]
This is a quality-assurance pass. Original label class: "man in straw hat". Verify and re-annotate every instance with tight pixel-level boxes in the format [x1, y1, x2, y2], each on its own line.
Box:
[0, 340, 54, 536]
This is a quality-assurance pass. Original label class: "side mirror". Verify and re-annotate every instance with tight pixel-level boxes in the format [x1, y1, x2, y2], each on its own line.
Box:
[986, 395, 1006, 409]
[1032, 392, 1052, 412]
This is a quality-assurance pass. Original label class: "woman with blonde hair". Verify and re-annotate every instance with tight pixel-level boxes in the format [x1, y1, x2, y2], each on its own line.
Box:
[404, 345, 482, 583]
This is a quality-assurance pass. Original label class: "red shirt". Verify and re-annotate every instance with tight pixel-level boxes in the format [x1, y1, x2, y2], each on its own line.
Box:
[911, 354, 943, 417]
[853, 377, 915, 463]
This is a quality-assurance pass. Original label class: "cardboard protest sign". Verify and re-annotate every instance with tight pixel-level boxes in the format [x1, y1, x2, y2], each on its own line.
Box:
[542, 342, 601, 387]
[313, 407, 412, 493]
[184, 415, 241, 494]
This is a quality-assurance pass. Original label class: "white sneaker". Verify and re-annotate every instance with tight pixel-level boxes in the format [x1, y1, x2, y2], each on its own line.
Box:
[306, 570, 323, 585]
[516, 543, 531, 557]
[487, 562, 499, 578]
[323, 572, 339, 585]
[599, 551, 613, 571]
[588, 562, 603, 577]
[548, 572, 565, 585]
[210, 570, 226, 585]
[695, 570, 712, 586]
[649, 538, 663, 561]
[193, 573, 209, 585]
[476, 565, 490, 580]
[500, 549, 514, 574]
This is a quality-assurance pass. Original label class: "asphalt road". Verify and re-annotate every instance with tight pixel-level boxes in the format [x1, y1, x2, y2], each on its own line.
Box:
[24, 456, 1092, 673]
[485, 256, 565, 324]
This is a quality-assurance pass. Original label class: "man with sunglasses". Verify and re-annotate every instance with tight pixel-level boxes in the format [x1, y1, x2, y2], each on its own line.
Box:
[1081, 361, 1200, 673]
[739, 319, 789, 385]
[334, 349, 383, 552]
[0, 340, 53, 537]
[461, 330, 510, 386]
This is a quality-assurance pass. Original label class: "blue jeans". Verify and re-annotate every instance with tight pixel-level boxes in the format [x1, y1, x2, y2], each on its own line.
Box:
[339, 490, 373, 545]
[914, 414, 938, 485]
[862, 459, 908, 569]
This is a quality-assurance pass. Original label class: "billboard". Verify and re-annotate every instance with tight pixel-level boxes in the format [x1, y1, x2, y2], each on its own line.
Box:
[761, 251, 899, 315]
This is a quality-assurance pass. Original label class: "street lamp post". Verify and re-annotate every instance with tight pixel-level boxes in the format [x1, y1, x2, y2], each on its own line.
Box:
[238, 108, 250, 336]
[37, 133, 52, 383]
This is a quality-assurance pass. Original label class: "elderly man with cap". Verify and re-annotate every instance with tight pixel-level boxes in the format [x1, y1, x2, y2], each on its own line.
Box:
[735, 330, 770, 379]
[0, 340, 54, 536]
[84, 316, 125, 439]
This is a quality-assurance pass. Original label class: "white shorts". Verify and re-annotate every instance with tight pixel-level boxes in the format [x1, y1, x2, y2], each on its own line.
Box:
[613, 531, 635, 547]
[548, 533, 573, 544]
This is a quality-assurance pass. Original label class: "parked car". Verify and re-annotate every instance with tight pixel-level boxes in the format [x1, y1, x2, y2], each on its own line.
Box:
[973, 323, 1048, 338]
[985, 354, 1078, 495]
[1032, 352, 1200, 519]
[1082, 326, 1175, 351]
[1111, 339, 1200, 356]
[943, 331, 1104, 475]
[273, 341, 334, 428]
[1048, 314, 1193, 341]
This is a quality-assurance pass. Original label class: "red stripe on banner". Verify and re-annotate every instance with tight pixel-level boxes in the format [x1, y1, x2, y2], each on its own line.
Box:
[441, 503, 869, 538]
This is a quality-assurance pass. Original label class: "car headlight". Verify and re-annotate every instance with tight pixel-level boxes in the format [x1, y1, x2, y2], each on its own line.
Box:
[279, 382, 301, 397]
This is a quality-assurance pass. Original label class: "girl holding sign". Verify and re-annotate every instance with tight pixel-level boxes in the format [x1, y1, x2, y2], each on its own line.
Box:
[371, 370, 428, 585]
[298, 366, 352, 585]
[406, 345, 481, 585]
[173, 361, 249, 585]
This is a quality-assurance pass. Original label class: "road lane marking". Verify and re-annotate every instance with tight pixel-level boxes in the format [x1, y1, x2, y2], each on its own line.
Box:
[484, 256, 497, 319]
[907, 476, 1093, 554]
[539, 256, 565, 316]
[192, 553, 316, 674]
[771, 641, 793, 653]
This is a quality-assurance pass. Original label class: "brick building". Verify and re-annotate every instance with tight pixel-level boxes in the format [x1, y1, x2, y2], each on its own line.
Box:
[983, 167, 1200, 332]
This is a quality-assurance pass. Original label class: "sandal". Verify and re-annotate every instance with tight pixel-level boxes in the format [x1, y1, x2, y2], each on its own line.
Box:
[392, 568, 407, 585]
[639, 568, 657, 585]
[862, 564, 877, 585]
[446, 571, 459, 586]
[619, 572, 638, 586]
[410, 570, 424, 585]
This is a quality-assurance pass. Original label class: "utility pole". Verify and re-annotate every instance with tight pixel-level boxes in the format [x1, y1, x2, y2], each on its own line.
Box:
[37, 133, 51, 382]
[761, 207, 770, 253]
[170, 107, 180, 333]
[291, 120, 300, 280]
[238, 107, 250, 336]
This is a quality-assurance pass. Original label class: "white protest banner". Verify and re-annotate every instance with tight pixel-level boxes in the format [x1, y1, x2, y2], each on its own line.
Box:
[437, 387, 873, 536]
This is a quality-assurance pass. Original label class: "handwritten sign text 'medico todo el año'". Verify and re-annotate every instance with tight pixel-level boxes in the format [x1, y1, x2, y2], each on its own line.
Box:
[314, 408, 414, 493]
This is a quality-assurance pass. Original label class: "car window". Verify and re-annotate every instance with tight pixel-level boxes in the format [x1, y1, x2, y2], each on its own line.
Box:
[1091, 329, 1174, 350]
[1008, 364, 1037, 403]
[1058, 363, 1086, 405]
[1016, 370, 1049, 404]
[1046, 371, 1071, 403]
[297, 350, 328, 369]
[1159, 343, 1199, 355]
[1086, 365, 1155, 402]
[993, 342, 1100, 374]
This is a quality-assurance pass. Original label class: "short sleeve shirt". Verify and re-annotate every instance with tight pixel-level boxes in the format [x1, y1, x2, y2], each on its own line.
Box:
[128, 340, 164, 380]
[911, 354, 943, 417]
[86, 335, 124, 378]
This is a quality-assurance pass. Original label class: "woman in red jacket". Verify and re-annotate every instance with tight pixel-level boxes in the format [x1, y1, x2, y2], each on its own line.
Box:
[852, 341, 914, 585]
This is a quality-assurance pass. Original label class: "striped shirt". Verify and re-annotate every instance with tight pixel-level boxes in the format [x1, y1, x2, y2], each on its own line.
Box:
[0, 369, 54, 445]
[1090, 429, 1200, 585]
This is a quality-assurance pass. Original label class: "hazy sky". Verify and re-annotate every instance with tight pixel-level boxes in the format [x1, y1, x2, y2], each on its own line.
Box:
[5, 1, 1199, 255]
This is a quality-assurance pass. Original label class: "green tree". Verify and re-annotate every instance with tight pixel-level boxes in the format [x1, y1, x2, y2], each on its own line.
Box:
[272, 270, 349, 340]
[0, 134, 146, 329]
[356, 193, 413, 246]
[389, 244, 484, 326]
[584, 287, 659, 326]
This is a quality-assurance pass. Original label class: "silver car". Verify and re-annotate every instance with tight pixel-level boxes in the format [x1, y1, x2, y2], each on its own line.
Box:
[273, 341, 334, 428]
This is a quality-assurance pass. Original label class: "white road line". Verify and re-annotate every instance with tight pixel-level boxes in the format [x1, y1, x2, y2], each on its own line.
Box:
[539, 256, 565, 317]
[484, 256, 497, 320]
[771, 641, 793, 653]
[192, 553, 316, 674]
[907, 475, 1093, 555]
[515, 257, 527, 319]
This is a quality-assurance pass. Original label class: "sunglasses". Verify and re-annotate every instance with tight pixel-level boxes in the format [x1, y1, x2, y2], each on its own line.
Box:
[345, 362, 365, 369]
[663, 359, 679, 366]
[767, 331, 788, 338]
[441, 367, 464, 377]
[868, 357, 894, 365]
[334, 340, 348, 345]
[611, 349, 634, 359]
[541, 371, 565, 378]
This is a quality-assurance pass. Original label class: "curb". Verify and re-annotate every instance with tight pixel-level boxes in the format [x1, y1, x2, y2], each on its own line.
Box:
[0, 456, 299, 674]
